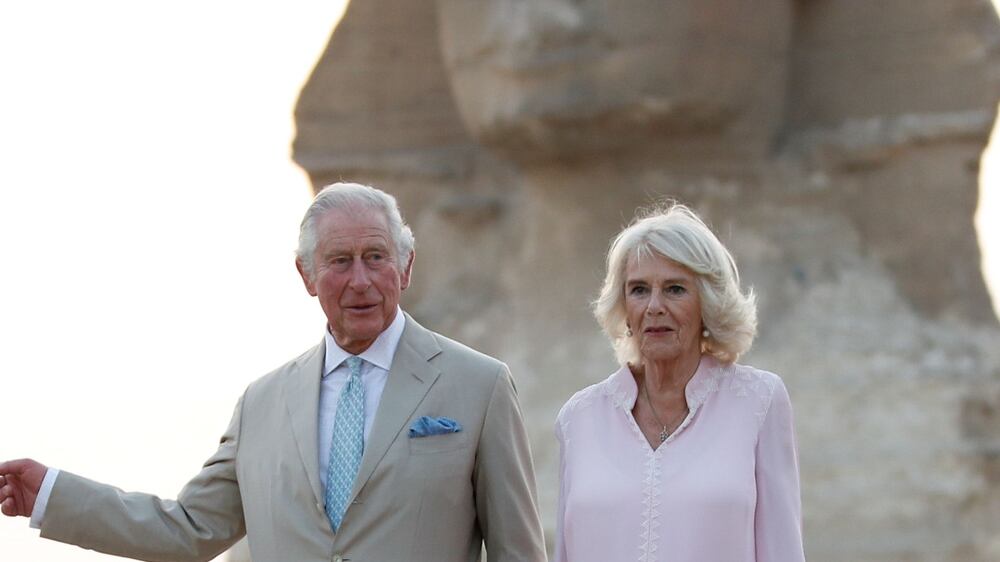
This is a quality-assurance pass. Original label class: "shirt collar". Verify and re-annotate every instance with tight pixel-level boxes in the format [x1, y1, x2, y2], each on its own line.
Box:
[323, 306, 406, 377]
[605, 355, 723, 413]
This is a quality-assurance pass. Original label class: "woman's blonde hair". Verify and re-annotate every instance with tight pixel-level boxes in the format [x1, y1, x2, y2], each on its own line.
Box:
[593, 204, 757, 365]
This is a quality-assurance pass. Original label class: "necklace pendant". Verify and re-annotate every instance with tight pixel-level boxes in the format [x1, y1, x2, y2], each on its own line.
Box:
[659, 427, 669, 442]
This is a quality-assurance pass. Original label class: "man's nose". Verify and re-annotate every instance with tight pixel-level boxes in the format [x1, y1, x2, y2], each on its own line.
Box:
[347, 259, 372, 289]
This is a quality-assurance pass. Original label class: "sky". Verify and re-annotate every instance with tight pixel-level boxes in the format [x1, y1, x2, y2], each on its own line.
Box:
[0, 2, 346, 559]
[1, 2, 999, 561]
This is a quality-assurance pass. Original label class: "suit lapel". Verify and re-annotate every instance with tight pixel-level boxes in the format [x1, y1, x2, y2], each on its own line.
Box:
[350, 314, 441, 500]
[283, 340, 327, 508]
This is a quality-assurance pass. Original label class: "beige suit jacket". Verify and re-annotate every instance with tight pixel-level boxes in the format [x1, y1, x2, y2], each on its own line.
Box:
[41, 314, 546, 562]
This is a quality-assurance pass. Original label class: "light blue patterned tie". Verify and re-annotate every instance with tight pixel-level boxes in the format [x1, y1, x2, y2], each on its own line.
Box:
[325, 356, 365, 532]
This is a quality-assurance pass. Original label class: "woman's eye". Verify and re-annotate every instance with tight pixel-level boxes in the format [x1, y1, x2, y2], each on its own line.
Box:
[667, 284, 686, 295]
[629, 285, 647, 295]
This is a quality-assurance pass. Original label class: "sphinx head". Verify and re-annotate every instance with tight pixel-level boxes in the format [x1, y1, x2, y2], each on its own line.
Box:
[435, 0, 793, 162]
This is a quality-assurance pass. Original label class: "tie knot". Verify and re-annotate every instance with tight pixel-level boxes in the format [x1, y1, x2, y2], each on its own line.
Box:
[345, 356, 363, 377]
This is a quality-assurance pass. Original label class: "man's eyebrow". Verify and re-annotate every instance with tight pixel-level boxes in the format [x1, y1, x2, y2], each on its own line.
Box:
[322, 241, 391, 256]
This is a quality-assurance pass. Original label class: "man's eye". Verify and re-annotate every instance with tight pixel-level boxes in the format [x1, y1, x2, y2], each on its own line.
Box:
[330, 256, 352, 267]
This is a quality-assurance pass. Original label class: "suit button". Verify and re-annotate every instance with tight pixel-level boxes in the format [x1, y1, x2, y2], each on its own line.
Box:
[316, 502, 324, 512]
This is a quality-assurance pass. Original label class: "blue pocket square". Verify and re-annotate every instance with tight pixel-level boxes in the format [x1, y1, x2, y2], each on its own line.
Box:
[409, 416, 462, 438]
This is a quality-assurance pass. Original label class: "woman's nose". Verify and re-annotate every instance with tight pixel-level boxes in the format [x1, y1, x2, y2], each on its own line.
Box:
[645, 293, 666, 314]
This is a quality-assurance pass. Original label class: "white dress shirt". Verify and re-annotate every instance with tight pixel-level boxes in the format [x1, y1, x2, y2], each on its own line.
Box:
[318, 307, 404, 493]
[30, 306, 407, 530]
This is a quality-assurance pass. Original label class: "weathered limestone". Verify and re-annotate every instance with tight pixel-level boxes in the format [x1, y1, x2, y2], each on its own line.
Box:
[283, 0, 1000, 560]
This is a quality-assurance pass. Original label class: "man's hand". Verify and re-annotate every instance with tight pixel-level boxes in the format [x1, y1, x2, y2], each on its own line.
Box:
[0, 459, 47, 517]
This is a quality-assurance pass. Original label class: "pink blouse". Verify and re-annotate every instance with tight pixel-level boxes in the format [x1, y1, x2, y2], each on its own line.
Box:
[554, 356, 804, 562]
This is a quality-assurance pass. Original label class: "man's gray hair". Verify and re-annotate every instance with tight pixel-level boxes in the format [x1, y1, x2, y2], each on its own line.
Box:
[593, 203, 757, 365]
[296, 182, 415, 276]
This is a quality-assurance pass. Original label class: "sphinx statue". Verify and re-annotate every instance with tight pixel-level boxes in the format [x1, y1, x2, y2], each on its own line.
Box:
[291, 0, 1000, 559]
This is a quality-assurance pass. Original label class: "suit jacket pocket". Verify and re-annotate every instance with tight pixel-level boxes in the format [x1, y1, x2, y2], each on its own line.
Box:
[408, 432, 472, 455]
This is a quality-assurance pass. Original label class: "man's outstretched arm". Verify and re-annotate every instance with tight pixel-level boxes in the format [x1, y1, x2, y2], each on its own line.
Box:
[0, 395, 247, 562]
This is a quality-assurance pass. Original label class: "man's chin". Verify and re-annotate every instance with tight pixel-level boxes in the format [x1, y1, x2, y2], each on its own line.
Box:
[343, 321, 386, 341]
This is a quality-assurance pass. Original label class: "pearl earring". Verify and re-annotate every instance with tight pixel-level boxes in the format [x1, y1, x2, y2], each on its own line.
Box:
[702, 328, 710, 338]
[626, 327, 633, 337]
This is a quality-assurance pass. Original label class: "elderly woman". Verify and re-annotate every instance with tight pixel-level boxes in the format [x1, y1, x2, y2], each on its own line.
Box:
[554, 204, 804, 562]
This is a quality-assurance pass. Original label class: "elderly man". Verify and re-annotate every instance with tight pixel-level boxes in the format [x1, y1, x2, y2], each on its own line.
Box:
[0, 183, 546, 562]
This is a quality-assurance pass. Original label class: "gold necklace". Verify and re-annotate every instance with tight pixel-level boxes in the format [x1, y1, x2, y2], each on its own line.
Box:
[642, 376, 689, 443]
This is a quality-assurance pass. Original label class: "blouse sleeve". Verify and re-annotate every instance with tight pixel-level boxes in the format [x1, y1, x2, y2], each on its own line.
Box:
[553, 417, 569, 562]
[754, 378, 805, 561]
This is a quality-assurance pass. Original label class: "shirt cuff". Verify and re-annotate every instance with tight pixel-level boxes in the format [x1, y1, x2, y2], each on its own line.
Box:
[29, 468, 60, 530]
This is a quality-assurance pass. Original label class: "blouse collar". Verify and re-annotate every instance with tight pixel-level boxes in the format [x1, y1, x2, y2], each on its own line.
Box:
[604, 355, 726, 415]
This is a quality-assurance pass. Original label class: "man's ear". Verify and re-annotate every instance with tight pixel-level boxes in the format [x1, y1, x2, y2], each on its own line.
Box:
[296, 258, 318, 297]
[399, 250, 415, 291]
